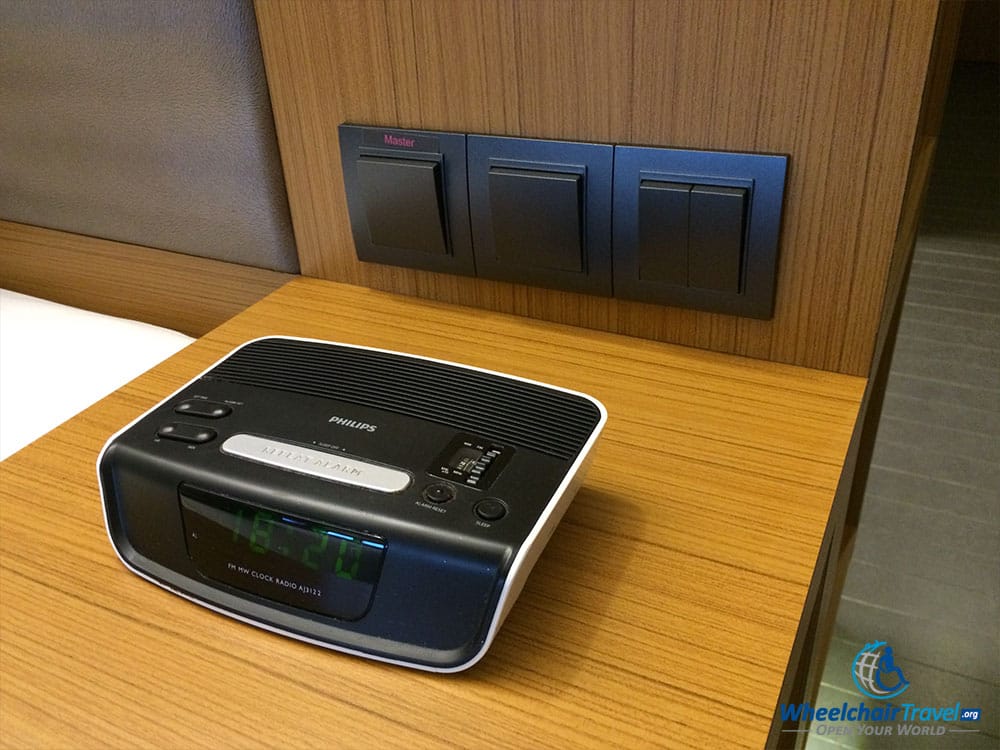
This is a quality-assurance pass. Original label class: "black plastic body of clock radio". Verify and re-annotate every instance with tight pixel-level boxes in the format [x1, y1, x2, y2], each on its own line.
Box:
[98, 337, 605, 672]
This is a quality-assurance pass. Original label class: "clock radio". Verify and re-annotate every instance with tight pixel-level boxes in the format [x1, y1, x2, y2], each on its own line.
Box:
[98, 337, 605, 672]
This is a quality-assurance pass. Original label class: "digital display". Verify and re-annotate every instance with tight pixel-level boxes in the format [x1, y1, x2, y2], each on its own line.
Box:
[179, 486, 385, 620]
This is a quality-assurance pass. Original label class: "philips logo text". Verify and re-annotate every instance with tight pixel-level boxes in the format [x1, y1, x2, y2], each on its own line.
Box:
[328, 416, 377, 433]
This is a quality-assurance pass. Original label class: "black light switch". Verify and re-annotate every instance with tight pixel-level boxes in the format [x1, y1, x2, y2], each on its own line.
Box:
[357, 155, 448, 255]
[613, 144, 786, 318]
[638, 180, 691, 285]
[468, 135, 613, 296]
[688, 185, 747, 293]
[488, 167, 583, 272]
[339, 125, 474, 275]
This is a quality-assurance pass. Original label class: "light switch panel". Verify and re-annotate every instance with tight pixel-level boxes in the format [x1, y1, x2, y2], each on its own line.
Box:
[339, 125, 474, 275]
[468, 135, 613, 296]
[614, 145, 787, 319]
[340, 123, 786, 317]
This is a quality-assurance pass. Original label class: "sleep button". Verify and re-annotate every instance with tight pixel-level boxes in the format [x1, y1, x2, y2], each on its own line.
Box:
[175, 400, 232, 418]
[474, 498, 507, 521]
[157, 423, 217, 444]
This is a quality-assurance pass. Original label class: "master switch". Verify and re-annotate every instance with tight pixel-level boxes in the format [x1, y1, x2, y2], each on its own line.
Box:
[338, 125, 475, 276]
[357, 155, 448, 255]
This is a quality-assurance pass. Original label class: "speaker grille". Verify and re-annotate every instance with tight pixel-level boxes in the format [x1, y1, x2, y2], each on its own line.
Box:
[203, 339, 601, 460]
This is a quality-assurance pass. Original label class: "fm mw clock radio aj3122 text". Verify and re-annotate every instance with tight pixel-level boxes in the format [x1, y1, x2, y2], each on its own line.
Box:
[98, 337, 606, 672]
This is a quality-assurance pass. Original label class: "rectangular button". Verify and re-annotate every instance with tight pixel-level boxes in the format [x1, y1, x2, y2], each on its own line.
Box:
[488, 167, 583, 272]
[157, 423, 217, 444]
[688, 185, 747, 293]
[357, 155, 448, 255]
[221, 434, 411, 493]
[638, 180, 691, 285]
[175, 400, 232, 419]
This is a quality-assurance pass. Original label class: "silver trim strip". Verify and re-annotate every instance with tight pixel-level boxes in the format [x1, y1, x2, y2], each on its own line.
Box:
[220, 434, 411, 493]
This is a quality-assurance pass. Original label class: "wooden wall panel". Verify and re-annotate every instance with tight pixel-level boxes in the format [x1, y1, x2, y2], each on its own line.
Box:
[0, 221, 291, 337]
[837, 1, 962, 375]
[254, 0, 941, 375]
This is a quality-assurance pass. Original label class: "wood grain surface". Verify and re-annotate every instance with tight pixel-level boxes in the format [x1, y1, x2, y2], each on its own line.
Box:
[0, 277, 865, 748]
[0, 221, 291, 337]
[254, 0, 942, 376]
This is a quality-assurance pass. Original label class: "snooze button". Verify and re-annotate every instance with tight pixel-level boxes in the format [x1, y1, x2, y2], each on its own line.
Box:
[157, 423, 217, 444]
[175, 400, 232, 419]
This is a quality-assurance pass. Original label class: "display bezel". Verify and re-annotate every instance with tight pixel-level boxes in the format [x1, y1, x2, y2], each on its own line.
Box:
[178, 485, 386, 621]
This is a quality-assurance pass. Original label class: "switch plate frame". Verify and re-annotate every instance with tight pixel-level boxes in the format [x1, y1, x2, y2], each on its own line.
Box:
[339, 124, 475, 276]
[613, 145, 788, 319]
[468, 135, 614, 296]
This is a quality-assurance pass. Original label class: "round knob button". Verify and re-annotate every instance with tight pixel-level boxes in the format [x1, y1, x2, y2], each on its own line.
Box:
[422, 483, 456, 504]
[474, 498, 507, 521]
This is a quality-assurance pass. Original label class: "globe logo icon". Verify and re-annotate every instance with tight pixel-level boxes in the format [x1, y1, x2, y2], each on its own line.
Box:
[852, 641, 910, 700]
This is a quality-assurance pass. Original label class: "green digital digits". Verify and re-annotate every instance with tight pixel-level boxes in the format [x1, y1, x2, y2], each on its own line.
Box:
[231, 504, 370, 581]
[231, 508, 245, 543]
[248, 511, 275, 554]
[334, 540, 361, 580]
[300, 529, 329, 570]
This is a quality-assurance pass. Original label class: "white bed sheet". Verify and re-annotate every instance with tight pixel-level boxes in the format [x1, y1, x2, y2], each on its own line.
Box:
[0, 289, 194, 461]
